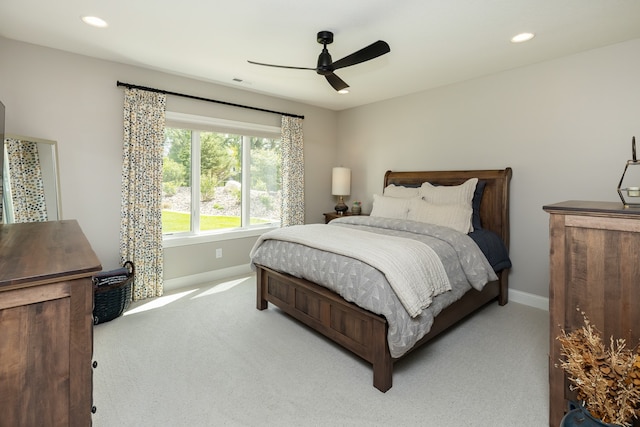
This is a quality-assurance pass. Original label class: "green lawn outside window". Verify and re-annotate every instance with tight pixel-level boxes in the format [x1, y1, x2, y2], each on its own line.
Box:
[162, 210, 268, 234]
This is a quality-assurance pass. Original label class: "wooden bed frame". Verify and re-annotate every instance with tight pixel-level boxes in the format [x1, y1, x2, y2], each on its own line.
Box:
[255, 168, 512, 392]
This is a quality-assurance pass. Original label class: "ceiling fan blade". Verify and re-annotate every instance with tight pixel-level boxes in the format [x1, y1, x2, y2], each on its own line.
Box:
[325, 73, 349, 92]
[332, 40, 390, 71]
[247, 60, 315, 71]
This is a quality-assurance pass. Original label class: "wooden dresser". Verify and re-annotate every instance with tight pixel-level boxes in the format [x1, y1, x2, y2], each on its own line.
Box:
[543, 201, 640, 427]
[0, 220, 101, 427]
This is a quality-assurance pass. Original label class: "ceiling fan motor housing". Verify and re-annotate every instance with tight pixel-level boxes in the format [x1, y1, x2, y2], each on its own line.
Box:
[316, 50, 333, 75]
[316, 31, 335, 74]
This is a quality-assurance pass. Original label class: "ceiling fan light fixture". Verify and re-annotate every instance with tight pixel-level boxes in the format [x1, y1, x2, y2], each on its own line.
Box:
[338, 89, 349, 94]
[511, 32, 535, 43]
[81, 16, 108, 28]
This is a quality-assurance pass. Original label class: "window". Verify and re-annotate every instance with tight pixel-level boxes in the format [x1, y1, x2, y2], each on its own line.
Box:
[162, 113, 281, 238]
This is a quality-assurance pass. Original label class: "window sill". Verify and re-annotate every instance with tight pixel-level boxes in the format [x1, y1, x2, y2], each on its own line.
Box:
[163, 224, 278, 248]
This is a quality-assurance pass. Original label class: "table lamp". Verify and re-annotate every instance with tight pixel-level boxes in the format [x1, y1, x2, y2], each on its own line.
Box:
[332, 167, 351, 214]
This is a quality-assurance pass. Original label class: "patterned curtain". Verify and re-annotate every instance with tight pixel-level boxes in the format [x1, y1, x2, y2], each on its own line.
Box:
[5, 138, 48, 222]
[120, 88, 166, 300]
[280, 116, 304, 226]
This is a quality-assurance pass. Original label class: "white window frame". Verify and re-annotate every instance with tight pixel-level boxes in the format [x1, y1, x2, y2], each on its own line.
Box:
[163, 112, 281, 248]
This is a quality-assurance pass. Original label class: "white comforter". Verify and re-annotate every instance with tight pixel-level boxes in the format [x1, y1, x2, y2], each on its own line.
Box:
[250, 223, 451, 317]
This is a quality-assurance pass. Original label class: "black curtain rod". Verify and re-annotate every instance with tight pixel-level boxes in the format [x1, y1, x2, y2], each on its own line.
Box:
[116, 81, 304, 119]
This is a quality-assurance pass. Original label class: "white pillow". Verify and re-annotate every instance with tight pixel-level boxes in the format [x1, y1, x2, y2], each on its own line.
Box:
[383, 184, 420, 198]
[419, 178, 478, 207]
[370, 194, 418, 220]
[408, 198, 473, 233]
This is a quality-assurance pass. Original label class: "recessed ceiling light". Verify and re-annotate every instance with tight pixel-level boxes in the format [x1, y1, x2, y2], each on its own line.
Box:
[338, 89, 349, 94]
[82, 16, 108, 28]
[511, 32, 535, 43]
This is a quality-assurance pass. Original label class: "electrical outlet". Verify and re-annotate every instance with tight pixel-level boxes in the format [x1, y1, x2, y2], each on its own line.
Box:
[215, 248, 222, 259]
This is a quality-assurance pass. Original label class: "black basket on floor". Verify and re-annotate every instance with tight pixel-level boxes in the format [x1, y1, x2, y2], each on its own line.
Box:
[93, 261, 134, 325]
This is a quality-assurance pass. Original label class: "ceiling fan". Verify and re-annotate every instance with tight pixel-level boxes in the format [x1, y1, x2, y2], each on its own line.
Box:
[248, 31, 390, 92]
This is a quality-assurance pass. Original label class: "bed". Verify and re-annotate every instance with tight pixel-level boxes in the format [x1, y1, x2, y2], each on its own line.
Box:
[251, 168, 512, 392]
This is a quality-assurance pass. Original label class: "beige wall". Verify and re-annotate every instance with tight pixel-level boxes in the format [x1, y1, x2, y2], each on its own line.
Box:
[0, 37, 338, 279]
[4, 35, 640, 299]
[337, 38, 640, 298]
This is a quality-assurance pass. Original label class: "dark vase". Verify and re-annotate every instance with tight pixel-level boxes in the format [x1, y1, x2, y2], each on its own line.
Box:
[560, 402, 620, 427]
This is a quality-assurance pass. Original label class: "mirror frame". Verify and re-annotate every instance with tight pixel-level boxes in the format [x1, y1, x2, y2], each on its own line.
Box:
[3, 134, 62, 223]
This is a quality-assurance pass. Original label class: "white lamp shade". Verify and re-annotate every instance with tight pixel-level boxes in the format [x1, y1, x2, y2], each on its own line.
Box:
[332, 167, 351, 196]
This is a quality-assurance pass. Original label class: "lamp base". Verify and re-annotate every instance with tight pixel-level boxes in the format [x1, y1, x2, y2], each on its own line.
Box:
[334, 196, 348, 214]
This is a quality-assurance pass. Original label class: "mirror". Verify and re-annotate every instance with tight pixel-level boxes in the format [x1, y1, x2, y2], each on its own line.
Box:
[2, 135, 62, 223]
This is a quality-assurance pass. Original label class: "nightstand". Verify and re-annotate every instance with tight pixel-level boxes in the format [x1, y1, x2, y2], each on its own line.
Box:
[323, 212, 367, 224]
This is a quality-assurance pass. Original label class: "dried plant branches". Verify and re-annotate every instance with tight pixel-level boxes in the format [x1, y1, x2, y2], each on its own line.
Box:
[557, 309, 640, 426]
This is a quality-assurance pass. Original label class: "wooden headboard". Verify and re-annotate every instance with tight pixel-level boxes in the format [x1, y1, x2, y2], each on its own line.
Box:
[383, 168, 513, 250]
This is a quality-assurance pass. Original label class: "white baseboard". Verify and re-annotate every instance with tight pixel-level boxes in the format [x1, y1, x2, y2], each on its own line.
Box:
[163, 265, 550, 312]
[163, 264, 253, 292]
[509, 288, 548, 311]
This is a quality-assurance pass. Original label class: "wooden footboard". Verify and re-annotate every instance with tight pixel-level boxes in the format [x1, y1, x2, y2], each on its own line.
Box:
[256, 264, 503, 392]
[256, 265, 393, 391]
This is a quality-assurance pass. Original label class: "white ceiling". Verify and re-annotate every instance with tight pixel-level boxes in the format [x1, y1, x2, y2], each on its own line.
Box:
[1, 0, 640, 111]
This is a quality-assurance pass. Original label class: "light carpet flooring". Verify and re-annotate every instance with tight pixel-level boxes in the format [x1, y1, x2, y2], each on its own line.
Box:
[93, 274, 549, 426]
